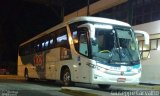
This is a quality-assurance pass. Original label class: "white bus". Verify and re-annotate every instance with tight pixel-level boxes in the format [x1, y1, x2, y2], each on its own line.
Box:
[17, 16, 149, 89]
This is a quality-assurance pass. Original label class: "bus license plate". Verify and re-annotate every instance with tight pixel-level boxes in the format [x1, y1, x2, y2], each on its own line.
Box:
[117, 78, 126, 82]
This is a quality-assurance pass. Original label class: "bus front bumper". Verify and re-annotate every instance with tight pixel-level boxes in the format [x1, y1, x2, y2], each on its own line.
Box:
[91, 70, 141, 85]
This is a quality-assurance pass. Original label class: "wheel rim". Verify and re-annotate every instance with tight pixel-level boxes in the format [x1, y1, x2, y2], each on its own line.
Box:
[63, 72, 70, 85]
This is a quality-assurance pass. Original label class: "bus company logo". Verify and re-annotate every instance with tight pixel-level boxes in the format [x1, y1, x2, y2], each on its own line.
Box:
[34, 54, 44, 66]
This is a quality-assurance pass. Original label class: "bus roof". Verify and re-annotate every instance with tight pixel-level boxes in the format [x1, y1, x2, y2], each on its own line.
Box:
[67, 16, 131, 27]
[20, 16, 131, 46]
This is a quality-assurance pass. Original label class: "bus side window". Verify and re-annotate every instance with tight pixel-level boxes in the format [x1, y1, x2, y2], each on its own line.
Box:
[72, 31, 79, 50]
[79, 33, 88, 56]
[55, 28, 70, 49]
[42, 42, 45, 49]
[49, 39, 54, 48]
[48, 32, 55, 49]
[76, 28, 89, 57]
[45, 41, 49, 48]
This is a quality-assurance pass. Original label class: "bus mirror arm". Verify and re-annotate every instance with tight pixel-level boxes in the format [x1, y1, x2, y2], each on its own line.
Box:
[135, 30, 150, 45]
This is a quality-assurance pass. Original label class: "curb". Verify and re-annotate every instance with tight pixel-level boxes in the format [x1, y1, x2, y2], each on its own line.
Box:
[61, 87, 99, 96]
[0, 75, 25, 80]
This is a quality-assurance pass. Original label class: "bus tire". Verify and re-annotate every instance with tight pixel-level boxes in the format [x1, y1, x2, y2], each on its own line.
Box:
[62, 68, 72, 86]
[98, 84, 110, 89]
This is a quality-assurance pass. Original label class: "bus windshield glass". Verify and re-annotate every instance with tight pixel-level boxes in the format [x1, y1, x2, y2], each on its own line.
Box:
[92, 25, 140, 65]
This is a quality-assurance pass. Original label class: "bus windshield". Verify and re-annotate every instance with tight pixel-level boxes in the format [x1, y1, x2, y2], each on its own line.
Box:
[92, 25, 140, 65]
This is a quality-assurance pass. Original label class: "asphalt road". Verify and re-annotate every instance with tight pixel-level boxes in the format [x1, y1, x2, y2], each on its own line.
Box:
[0, 80, 159, 96]
[69, 83, 160, 96]
[0, 80, 70, 96]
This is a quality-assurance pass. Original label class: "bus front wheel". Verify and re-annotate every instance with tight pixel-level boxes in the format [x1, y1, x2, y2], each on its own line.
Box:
[98, 84, 110, 89]
[62, 68, 71, 86]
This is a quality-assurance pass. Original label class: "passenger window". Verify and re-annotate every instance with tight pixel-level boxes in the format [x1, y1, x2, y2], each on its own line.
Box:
[56, 28, 70, 49]
[57, 35, 67, 43]
[50, 39, 53, 45]
[45, 41, 49, 48]
[42, 42, 45, 49]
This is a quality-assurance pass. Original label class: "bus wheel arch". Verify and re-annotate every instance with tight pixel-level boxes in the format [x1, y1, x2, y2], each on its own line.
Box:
[60, 66, 72, 86]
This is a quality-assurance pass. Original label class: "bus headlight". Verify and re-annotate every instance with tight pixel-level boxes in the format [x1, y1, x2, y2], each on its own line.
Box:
[132, 68, 141, 73]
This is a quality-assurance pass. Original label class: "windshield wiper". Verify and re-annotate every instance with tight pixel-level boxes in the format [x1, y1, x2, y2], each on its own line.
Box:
[125, 48, 135, 64]
[113, 30, 123, 61]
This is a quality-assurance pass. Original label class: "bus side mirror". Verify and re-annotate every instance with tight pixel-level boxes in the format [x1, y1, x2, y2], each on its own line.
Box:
[135, 30, 149, 45]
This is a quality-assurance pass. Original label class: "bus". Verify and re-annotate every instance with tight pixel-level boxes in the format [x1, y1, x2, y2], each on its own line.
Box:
[133, 20, 160, 84]
[17, 16, 149, 89]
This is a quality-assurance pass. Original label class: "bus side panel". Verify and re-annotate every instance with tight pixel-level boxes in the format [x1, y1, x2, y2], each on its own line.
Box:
[45, 48, 60, 80]
[45, 47, 77, 82]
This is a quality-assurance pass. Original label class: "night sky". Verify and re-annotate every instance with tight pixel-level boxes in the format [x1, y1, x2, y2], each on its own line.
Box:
[0, 0, 98, 74]
[0, 0, 61, 74]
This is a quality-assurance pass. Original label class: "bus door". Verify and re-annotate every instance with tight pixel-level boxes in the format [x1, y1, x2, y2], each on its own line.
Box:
[74, 28, 91, 83]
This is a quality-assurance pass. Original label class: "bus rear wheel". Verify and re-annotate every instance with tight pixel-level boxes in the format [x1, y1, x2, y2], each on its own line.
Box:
[98, 84, 110, 89]
[62, 68, 71, 86]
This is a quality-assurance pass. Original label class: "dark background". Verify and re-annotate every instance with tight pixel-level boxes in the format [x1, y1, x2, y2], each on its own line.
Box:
[0, 0, 98, 74]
